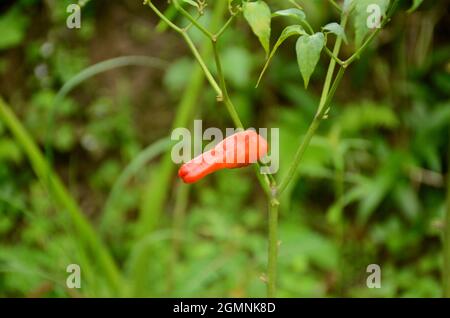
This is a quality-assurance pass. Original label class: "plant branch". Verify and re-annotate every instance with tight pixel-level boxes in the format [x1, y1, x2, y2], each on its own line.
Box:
[145, 0, 183, 33]
[156, 4, 178, 32]
[318, 13, 348, 112]
[277, 11, 349, 195]
[212, 40, 274, 192]
[211, 41, 241, 127]
[146, 1, 221, 96]
[343, 0, 399, 67]
[344, 27, 382, 66]
[173, 0, 214, 39]
[182, 32, 222, 96]
[278, 67, 346, 195]
[215, 14, 236, 39]
[324, 47, 345, 66]
[146, 0, 273, 194]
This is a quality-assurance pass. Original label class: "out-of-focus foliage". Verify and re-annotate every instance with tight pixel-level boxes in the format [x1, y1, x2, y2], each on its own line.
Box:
[0, 0, 448, 297]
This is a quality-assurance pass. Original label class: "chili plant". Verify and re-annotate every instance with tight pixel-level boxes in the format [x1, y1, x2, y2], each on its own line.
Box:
[143, 0, 403, 297]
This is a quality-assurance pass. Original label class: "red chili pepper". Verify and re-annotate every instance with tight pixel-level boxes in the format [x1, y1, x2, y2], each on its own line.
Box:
[178, 130, 268, 184]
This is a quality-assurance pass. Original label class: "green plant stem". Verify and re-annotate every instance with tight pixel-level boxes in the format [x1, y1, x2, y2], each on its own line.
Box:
[145, 0, 182, 32]
[267, 198, 279, 297]
[215, 14, 236, 38]
[324, 47, 345, 66]
[146, 2, 222, 98]
[211, 37, 276, 297]
[173, 0, 214, 38]
[156, 4, 178, 32]
[173, 2, 277, 296]
[345, 27, 382, 66]
[148, 1, 273, 193]
[211, 41, 243, 128]
[182, 33, 222, 96]
[212, 40, 273, 192]
[278, 10, 348, 195]
[138, 1, 227, 237]
[343, 0, 399, 67]
[278, 66, 345, 196]
[134, 3, 228, 297]
[319, 13, 348, 113]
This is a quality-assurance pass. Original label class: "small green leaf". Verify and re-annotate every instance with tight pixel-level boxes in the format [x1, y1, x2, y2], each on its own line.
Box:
[272, 8, 306, 21]
[353, 0, 390, 48]
[295, 32, 325, 88]
[243, 1, 271, 56]
[322, 22, 348, 44]
[257, 25, 306, 87]
[408, 0, 424, 13]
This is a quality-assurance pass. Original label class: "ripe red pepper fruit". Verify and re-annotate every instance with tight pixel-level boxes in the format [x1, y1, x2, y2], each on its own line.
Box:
[178, 130, 268, 184]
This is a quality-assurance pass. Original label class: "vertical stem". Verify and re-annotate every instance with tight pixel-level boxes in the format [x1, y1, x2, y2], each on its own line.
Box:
[211, 40, 273, 193]
[133, 2, 228, 297]
[267, 198, 279, 297]
[278, 67, 346, 195]
[212, 40, 243, 128]
[212, 36, 278, 298]
[182, 33, 222, 97]
[138, 0, 227, 237]
[318, 13, 348, 113]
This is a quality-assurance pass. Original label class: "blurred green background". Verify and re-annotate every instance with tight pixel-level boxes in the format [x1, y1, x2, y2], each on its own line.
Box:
[0, 0, 449, 297]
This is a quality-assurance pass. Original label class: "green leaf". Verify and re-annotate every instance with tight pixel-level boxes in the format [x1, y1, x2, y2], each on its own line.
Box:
[408, 0, 424, 13]
[257, 25, 306, 87]
[272, 8, 306, 21]
[353, 0, 390, 48]
[322, 22, 348, 44]
[243, 1, 271, 56]
[295, 32, 325, 88]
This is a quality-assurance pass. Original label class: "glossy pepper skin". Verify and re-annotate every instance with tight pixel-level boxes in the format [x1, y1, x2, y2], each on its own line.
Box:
[178, 130, 268, 184]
